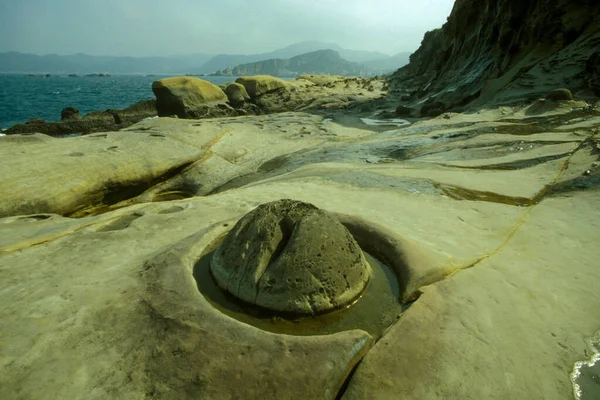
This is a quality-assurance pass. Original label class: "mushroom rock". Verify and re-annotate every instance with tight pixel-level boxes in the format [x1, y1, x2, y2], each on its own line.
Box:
[210, 199, 371, 315]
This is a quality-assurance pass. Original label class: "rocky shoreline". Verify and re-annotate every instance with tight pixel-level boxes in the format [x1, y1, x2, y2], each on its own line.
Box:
[3, 74, 387, 137]
[4, 99, 158, 136]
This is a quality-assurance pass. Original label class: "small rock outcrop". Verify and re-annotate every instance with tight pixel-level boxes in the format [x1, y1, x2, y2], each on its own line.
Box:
[61, 107, 80, 120]
[152, 76, 229, 118]
[5, 99, 157, 136]
[236, 75, 288, 99]
[210, 199, 371, 315]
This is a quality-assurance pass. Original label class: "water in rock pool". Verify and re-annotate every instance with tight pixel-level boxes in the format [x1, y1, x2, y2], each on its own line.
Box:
[572, 334, 600, 400]
[0, 74, 254, 129]
[194, 250, 406, 337]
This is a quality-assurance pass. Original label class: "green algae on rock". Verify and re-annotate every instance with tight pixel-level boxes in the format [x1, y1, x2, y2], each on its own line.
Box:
[224, 82, 251, 106]
[546, 88, 574, 102]
[236, 75, 289, 99]
[152, 76, 230, 118]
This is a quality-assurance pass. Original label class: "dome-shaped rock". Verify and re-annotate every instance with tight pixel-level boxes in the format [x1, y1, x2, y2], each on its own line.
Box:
[546, 88, 573, 102]
[224, 82, 251, 106]
[61, 106, 80, 120]
[235, 75, 288, 99]
[152, 76, 227, 118]
[210, 199, 371, 315]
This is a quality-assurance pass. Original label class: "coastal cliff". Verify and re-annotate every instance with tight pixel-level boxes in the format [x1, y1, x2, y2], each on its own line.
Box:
[390, 0, 600, 110]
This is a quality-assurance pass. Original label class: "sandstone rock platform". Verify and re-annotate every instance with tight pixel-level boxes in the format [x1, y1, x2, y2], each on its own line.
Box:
[0, 97, 599, 399]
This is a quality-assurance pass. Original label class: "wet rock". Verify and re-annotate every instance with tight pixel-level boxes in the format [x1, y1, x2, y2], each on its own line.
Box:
[546, 88, 573, 102]
[210, 199, 371, 315]
[61, 107, 80, 120]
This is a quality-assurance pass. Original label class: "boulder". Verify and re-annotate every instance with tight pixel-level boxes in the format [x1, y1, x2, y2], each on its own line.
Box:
[236, 75, 288, 99]
[152, 76, 228, 118]
[61, 107, 80, 120]
[224, 82, 251, 106]
[210, 199, 371, 315]
[546, 88, 573, 102]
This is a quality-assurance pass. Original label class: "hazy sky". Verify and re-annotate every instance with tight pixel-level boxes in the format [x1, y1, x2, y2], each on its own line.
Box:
[0, 0, 455, 56]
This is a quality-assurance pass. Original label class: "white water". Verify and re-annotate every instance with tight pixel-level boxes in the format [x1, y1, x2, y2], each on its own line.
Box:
[360, 117, 410, 127]
[571, 332, 600, 399]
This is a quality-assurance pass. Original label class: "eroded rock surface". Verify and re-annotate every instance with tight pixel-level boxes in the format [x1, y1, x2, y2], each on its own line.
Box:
[0, 102, 599, 399]
[210, 199, 371, 315]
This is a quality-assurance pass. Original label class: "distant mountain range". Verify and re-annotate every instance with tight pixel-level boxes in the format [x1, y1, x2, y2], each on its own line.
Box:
[0, 52, 214, 74]
[0, 41, 411, 75]
[213, 49, 412, 78]
[213, 49, 364, 77]
[198, 41, 391, 74]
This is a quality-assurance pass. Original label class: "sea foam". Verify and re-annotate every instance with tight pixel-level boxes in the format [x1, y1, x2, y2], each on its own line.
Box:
[571, 331, 600, 399]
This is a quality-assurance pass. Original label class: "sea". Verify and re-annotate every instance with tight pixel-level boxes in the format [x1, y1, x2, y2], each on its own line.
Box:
[0, 74, 242, 130]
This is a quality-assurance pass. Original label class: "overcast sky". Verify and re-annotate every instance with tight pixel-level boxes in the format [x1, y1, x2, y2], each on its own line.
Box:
[0, 0, 455, 57]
